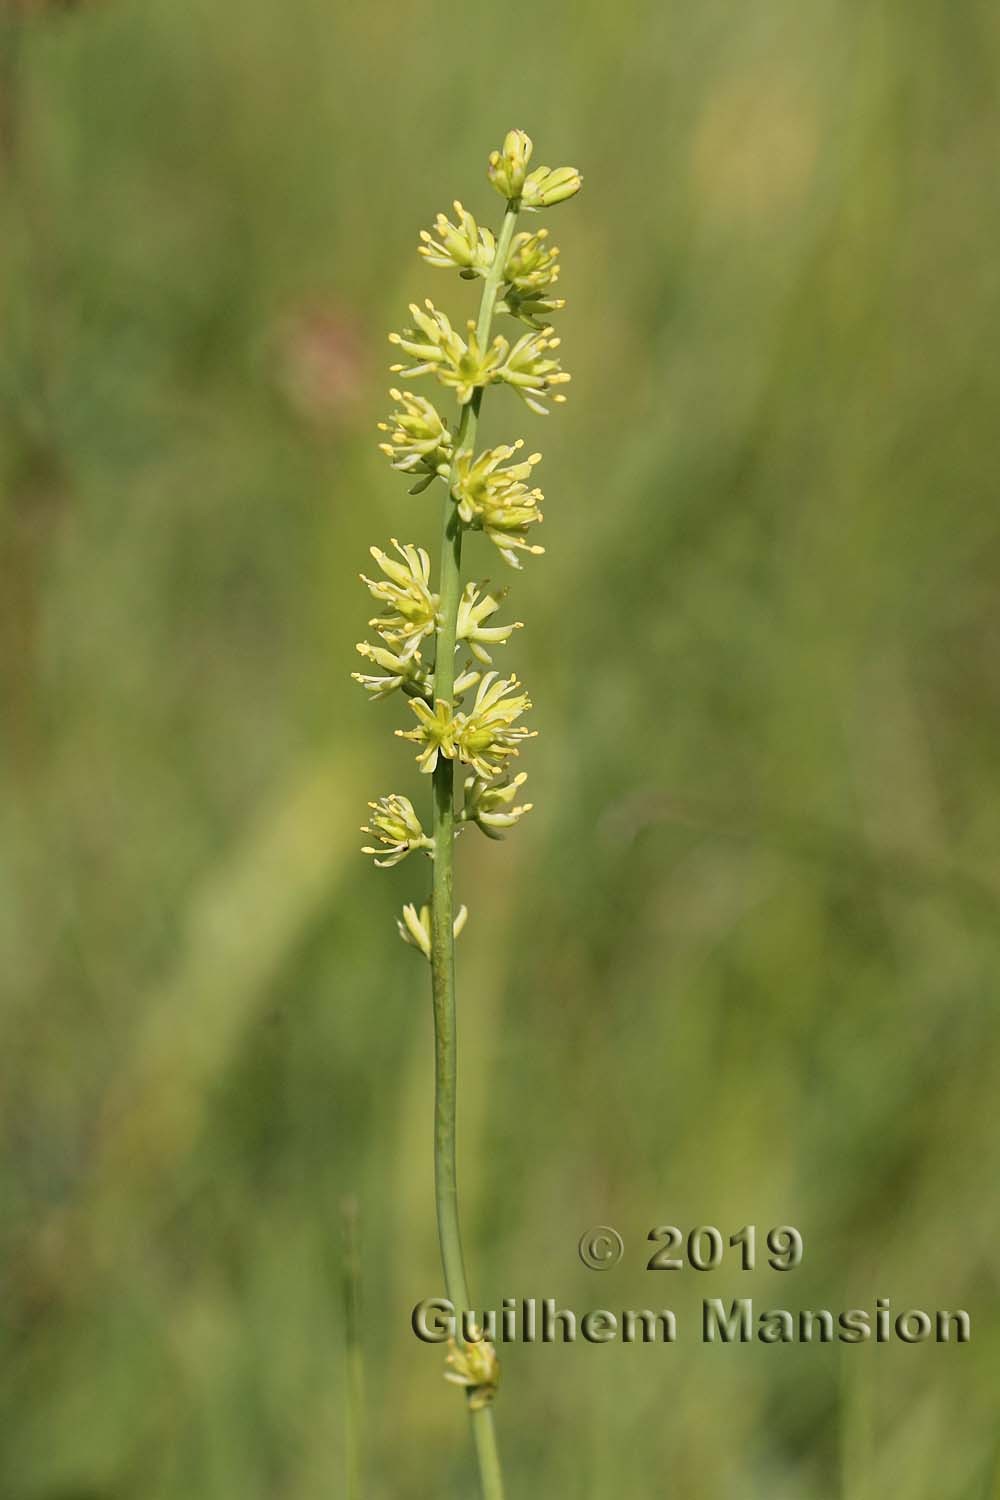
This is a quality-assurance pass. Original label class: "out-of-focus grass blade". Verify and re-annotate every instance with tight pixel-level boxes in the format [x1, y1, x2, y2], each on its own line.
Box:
[26, 753, 364, 1292]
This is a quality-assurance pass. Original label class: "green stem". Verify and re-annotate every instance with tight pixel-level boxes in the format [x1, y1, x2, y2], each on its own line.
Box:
[340, 1196, 364, 1500]
[429, 199, 519, 1500]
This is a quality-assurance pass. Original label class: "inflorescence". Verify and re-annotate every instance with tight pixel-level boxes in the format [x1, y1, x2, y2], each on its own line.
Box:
[355, 127, 582, 949]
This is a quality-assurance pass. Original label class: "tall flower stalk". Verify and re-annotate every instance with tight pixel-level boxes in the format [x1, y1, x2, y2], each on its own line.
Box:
[356, 129, 581, 1498]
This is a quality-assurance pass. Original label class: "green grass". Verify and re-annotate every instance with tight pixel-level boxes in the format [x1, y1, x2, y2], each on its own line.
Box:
[2, 1, 999, 1495]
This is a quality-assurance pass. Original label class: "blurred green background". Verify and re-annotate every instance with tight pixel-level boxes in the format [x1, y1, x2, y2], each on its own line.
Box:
[2, 1, 999, 1495]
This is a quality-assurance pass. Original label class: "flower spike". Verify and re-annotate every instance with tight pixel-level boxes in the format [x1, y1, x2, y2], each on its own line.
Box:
[357, 130, 579, 1494]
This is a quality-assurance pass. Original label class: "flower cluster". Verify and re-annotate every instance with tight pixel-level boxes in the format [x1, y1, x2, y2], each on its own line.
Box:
[451, 443, 545, 568]
[418, 201, 496, 278]
[396, 672, 535, 780]
[462, 771, 533, 839]
[360, 541, 436, 656]
[389, 301, 569, 413]
[487, 128, 582, 210]
[352, 540, 437, 700]
[497, 227, 564, 327]
[377, 388, 453, 493]
[361, 795, 433, 867]
[356, 128, 580, 943]
[498, 327, 569, 414]
[444, 1334, 500, 1411]
[389, 300, 508, 405]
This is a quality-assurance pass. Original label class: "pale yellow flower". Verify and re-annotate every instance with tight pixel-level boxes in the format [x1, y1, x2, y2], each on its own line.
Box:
[498, 326, 570, 415]
[454, 673, 535, 780]
[396, 697, 459, 774]
[456, 582, 522, 664]
[360, 539, 438, 659]
[463, 771, 533, 838]
[361, 795, 433, 867]
[389, 300, 508, 405]
[378, 388, 453, 493]
[419, 200, 496, 278]
[444, 1335, 500, 1410]
[451, 443, 545, 569]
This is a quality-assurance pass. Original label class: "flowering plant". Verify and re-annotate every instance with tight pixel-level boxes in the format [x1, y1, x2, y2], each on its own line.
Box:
[354, 128, 580, 1499]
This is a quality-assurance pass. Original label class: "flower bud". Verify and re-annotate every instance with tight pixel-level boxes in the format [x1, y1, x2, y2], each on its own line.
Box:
[521, 164, 583, 210]
[487, 129, 533, 200]
[398, 902, 432, 957]
[452, 663, 482, 698]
